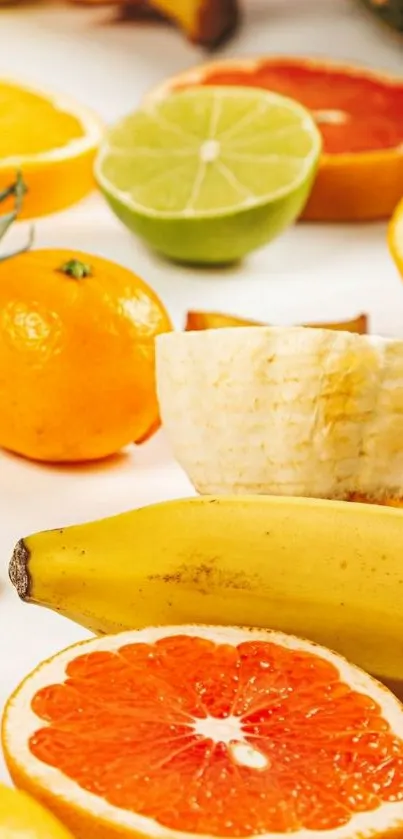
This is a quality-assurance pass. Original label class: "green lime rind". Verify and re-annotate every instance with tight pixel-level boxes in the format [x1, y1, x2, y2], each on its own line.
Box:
[95, 86, 321, 264]
[100, 173, 317, 265]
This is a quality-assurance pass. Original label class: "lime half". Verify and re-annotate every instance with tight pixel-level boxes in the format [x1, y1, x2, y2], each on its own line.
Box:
[95, 86, 321, 265]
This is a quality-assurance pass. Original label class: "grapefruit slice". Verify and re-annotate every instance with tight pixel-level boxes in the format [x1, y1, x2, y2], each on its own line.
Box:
[147, 57, 403, 222]
[3, 625, 403, 839]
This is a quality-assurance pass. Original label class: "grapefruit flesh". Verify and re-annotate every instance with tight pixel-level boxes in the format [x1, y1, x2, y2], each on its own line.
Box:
[175, 60, 403, 156]
[3, 627, 403, 839]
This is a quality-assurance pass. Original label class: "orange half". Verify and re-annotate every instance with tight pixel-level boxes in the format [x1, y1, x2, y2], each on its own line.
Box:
[3, 625, 403, 839]
[147, 57, 403, 222]
[0, 79, 103, 218]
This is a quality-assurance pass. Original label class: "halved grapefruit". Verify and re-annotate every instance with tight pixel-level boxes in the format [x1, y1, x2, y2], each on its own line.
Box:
[3, 625, 403, 839]
[146, 57, 403, 222]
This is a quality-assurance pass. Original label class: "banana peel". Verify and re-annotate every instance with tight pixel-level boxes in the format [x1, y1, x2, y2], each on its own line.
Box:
[148, 0, 240, 45]
[9, 495, 403, 688]
[185, 310, 369, 334]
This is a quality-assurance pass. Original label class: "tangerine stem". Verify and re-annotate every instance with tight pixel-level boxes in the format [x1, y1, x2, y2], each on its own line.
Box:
[59, 259, 92, 280]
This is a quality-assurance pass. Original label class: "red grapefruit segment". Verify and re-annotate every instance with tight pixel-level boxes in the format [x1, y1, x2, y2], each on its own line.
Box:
[3, 626, 403, 839]
[149, 58, 403, 221]
[193, 60, 403, 155]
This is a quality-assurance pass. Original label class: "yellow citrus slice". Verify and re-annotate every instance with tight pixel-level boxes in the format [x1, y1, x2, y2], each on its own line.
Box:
[0, 79, 103, 218]
[0, 782, 74, 839]
[2, 625, 403, 839]
[388, 196, 403, 279]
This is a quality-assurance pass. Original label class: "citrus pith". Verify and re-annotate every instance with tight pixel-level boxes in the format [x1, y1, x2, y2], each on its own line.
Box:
[146, 57, 403, 222]
[0, 79, 103, 218]
[3, 625, 403, 839]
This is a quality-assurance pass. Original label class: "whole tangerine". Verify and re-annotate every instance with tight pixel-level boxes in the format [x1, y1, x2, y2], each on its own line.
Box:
[0, 249, 172, 462]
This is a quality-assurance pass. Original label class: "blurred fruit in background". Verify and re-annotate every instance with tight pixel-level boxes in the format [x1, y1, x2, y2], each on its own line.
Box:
[388, 196, 403, 278]
[67, 0, 240, 46]
[0, 80, 103, 219]
[0, 247, 172, 462]
[140, 0, 240, 46]
[359, 0, 403, 33]
[96, 85, 321, 265]
[185, 311, 369, 333]
[148, 57, 403, 222]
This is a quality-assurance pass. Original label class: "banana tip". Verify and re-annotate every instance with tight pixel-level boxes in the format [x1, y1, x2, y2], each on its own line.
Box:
[9, 539, 31, 600]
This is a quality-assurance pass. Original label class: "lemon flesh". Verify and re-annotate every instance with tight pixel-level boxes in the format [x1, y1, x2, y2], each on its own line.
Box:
[95, 86, 321, 265]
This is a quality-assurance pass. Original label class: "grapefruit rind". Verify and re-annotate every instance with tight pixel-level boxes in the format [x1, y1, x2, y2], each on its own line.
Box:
[3, 625, 403, 839]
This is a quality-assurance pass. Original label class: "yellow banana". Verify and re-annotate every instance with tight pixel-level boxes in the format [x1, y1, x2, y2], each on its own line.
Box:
[9, 495, 403, 689]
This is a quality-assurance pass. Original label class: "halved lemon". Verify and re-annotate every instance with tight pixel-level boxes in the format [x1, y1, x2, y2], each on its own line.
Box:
[3, 625, 403, 839]
[0, 78, 103, 218]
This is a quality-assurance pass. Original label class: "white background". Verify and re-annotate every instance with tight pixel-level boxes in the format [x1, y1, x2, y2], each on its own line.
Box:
[0, 0, 402, 783]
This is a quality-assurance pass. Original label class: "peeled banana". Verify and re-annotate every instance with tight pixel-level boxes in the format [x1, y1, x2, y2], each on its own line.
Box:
[156, 326, 403, 500]
[9, 495, 403, 688]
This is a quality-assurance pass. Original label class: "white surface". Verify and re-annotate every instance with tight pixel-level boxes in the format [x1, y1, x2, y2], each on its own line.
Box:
[0, 0, 402, 784]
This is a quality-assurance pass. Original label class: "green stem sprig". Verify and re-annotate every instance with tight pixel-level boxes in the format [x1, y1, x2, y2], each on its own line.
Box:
[0, 172, 34, 263]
